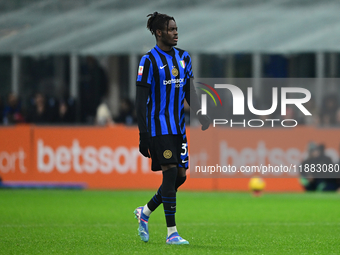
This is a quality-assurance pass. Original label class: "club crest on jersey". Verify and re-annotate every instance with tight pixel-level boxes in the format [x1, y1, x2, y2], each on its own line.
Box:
[180, 60, 185, 69]
[172, 66, 178, 76]
[138, 66, 143, 75]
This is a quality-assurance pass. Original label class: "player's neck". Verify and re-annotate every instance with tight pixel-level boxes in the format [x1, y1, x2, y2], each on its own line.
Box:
[157, 42, 173, 52]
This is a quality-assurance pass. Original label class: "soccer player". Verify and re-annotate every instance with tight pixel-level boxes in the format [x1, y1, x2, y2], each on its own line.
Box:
[134, 12, 210, 245]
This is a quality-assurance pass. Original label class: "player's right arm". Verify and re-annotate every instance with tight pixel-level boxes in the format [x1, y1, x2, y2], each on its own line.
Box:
[136, 56, 153, 157]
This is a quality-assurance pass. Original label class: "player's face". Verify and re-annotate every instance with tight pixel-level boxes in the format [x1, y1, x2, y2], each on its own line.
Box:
[160, 20, 178, 47]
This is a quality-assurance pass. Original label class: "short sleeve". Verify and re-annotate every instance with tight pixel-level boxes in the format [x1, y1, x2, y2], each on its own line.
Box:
[136, 56, 153, 88]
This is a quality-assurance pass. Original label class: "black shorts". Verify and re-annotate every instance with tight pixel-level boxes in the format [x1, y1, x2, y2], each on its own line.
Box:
[149, 134, 189, 171]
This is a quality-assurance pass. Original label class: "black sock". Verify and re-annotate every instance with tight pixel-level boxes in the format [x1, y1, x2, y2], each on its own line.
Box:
[161, 167, 177, 227]
[147, 186, 162, 211]
[147, 174, 186, 211]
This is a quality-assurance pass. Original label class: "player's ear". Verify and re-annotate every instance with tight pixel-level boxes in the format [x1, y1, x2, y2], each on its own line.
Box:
[156, 29, 162, 38]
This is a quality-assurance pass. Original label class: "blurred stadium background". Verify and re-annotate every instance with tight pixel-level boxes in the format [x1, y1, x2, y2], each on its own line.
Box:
[1, 1, 340, 254]
[1, 0, 340, 191]
[1, 0, 340, 123]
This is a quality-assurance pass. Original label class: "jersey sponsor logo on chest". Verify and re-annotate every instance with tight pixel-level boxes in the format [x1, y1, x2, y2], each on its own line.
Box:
[163, 78, 184, 87]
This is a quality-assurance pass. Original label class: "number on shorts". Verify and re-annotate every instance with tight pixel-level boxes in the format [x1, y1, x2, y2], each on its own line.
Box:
[181, 143, 187, 156]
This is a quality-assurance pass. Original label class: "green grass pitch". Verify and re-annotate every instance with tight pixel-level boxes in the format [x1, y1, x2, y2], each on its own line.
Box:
[1, 190, 339, 254]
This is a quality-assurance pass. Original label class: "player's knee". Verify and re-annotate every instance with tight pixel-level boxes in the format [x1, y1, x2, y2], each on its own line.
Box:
[161, 185, 176, 197]
[161, 166, 178, 196]
[178, 168, 187, 177]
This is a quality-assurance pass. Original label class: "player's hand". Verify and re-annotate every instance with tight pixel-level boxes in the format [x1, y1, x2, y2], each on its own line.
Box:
[197, 113, 210, 131]
[139, 132, 150, 158]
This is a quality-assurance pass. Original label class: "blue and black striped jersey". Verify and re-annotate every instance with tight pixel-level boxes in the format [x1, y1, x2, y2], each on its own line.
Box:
[136, 45, 193, 137]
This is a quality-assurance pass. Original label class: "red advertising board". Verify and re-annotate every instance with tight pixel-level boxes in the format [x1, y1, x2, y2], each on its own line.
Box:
[1, 125, 339, 192]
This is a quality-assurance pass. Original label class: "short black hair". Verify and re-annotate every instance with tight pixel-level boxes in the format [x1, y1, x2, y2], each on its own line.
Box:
[146, 12, 175, 38]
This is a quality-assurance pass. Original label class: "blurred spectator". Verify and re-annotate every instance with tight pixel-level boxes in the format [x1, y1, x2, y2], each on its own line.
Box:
[47, 97, 59, 123]
[317, 144, 333, 166]
[57, 98, 76, 124]
[300, 143, 339, 192]
[319, 144, 340, 191]
[0, 97, 3, 121]
[316, 144, 334, 191]
[3, 93, 25, 125]
[279, 105, 306, 126]
[114, 98, 136, 125]
[319, 94, 338, 126]
[335, 108, 340, 127]
[315, 144, 337, 191]
[335, 144, 340, 191]
[27, 93, 51, 124]
[299, 97, 319, 126]
[95, 101, 113, 126]
[79, 56, 109, 123]
[300, 142, 321, 191]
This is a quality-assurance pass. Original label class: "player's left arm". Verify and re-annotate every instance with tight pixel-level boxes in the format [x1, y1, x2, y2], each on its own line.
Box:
[184, 54, 210, 131]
